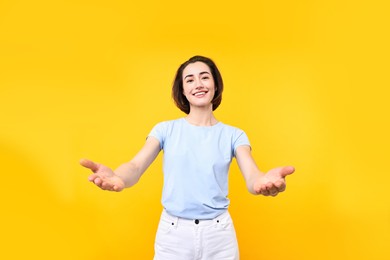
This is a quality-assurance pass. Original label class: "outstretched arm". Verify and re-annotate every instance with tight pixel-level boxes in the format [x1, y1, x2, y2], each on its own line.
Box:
[235, 145, 294, 196]
[80, 136, 161, 191]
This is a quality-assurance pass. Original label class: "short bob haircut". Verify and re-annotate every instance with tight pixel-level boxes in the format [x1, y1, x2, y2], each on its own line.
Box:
[172, 55, 223, 114]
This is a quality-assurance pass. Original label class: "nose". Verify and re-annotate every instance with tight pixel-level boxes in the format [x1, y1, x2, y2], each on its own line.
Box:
[195, 78, 204, 88]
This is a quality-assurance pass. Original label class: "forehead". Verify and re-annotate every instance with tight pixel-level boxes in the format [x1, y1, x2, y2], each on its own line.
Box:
[182, 62, 211, 78]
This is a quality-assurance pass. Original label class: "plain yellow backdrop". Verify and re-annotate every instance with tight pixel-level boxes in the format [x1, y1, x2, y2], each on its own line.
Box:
[1, 0, 389, 259]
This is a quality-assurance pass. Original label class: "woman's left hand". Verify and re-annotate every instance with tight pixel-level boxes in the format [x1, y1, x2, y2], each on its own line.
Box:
[254, 166, 295, 196]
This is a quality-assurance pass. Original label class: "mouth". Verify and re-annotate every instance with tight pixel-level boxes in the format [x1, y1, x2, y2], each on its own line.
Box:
[193, 91, 208, 97]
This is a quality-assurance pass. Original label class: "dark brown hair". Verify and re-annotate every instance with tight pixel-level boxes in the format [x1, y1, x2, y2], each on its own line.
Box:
[172, 55, 224, 114]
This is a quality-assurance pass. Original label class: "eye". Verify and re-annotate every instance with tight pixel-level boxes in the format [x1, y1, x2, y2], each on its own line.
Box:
[202, 76, 210, 80]
[186, 79, 194, 83]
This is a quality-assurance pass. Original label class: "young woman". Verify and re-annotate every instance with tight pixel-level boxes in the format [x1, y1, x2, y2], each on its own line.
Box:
[80, 55, 295, 259]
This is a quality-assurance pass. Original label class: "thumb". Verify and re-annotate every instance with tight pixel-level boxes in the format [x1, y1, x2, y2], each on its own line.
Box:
[279, 166, 295, 178]
[79, 158, 99, 172]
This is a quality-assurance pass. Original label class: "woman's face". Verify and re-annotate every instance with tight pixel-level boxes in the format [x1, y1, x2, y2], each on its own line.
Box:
[182, 61, 216, 111]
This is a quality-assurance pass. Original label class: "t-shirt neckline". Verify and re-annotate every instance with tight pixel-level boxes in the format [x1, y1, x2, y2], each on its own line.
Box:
[182, 117, 222, 128]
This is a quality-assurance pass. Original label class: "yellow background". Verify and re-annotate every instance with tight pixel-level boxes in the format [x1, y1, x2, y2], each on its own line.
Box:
[1, 0, 389, 259]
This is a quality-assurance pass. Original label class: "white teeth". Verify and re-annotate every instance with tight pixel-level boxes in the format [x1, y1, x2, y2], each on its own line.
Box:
[194, 92, 206, 96]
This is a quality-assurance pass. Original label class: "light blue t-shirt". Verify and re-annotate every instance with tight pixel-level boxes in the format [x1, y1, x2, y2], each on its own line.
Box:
[148, 118, 250, 219]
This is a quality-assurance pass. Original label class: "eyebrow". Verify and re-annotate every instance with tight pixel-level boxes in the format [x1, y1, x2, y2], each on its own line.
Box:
[184, 71, 211, 79]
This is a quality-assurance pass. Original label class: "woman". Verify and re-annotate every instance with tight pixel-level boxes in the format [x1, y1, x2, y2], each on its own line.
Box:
[80, 55, 295, 259]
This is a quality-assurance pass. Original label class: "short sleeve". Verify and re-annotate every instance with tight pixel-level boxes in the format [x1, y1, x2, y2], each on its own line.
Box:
[148, 121, 167, 150]
[232, 129, 251, 156]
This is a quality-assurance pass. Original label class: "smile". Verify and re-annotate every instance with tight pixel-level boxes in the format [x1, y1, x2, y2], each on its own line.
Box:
[193, 91, 208, 97]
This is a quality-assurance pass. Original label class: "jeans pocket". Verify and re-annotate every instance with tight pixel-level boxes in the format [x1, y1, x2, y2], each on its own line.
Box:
[215, 212, 237, 233]
[156, 219, 174, 235]
[217, 221, 234, 231]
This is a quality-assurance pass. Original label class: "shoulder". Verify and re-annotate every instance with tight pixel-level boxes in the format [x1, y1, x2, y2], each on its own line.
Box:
[150, 118, 184, 134]
[219, 122, 246, 135]
[149, 118, 183, 147]
[153, 118, 183, 128]
[219, 122, 250, 146]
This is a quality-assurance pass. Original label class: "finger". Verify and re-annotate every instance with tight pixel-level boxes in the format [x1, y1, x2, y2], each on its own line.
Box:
[279, 166, 295, 178]
[93, 178, 103, 186]
[265, 182, 274, 190]
[100, 184, 110, 190]
[113, 185, 123, 192]
[260, 185, 270, 196]
[254, 183, 262, 194]
[80, 158, 99, 172]
[275, 180, 286, 192]
[261, 189, 270, 196]
[88, 174, 98, 182]
[101, 181, 113, 190]
[266, 184, 278, 196]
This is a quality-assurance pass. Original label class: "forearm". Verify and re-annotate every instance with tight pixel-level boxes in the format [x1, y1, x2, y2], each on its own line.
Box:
[235, 145, 266, 195]
[114, 161, 143, 188]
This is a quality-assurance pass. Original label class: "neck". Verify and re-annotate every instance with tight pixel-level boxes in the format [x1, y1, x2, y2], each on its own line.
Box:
[185, 109, 218, 126]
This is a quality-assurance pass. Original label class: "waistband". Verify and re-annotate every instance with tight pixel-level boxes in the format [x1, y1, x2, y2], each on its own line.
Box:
[161, 209, 231, 227]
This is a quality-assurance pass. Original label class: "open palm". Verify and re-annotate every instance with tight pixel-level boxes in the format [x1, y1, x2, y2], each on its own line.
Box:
[254, 166, 295, 196]
[80, 159, 125, 191]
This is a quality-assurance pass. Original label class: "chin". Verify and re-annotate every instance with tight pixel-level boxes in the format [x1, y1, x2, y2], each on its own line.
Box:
[191, 103, 213, 110]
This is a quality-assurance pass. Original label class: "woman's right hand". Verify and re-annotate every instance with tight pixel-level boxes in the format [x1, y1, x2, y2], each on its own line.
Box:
[80, 159, 125, 192]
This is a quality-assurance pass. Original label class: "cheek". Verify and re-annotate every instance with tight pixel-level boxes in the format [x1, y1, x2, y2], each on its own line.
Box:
[182, 85, 191, 96]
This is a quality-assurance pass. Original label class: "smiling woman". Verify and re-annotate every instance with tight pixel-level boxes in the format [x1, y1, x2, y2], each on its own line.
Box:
[80, 55, 295, 259]
[183, 63, 215, 109]
[172, 55, 224, 115]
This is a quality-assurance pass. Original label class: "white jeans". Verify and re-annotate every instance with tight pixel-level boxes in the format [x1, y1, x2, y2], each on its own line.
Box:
[154, 210, 239, 260]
